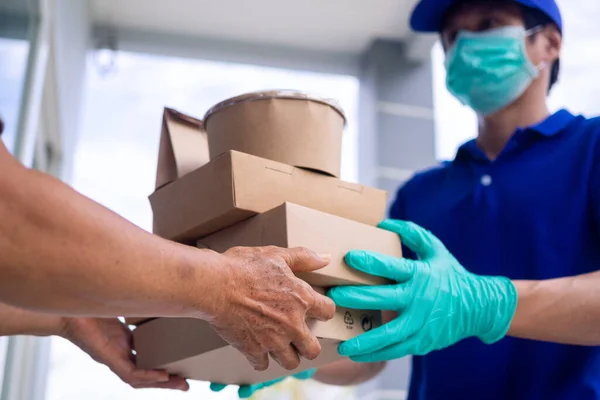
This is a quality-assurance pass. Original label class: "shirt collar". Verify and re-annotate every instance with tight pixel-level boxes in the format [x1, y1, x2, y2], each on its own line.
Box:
[528, 109, 575, 137]
[454, 109, 576, 162]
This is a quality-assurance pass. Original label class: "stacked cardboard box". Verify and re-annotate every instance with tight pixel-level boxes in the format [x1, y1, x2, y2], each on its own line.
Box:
[130, 91, 402, 385]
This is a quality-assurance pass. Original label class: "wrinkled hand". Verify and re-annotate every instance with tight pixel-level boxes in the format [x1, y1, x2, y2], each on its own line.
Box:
[328, 220, 517, 363]
[210, 246, 336, 371]
[210, 369, 316, 399]
[59, 318, 189, 390]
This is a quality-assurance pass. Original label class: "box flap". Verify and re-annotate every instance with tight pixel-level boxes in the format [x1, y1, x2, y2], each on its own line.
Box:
[231, 152, 386, 227]
[155, 107, 209, 190]
[150, 151, 249, 242]
[134, 318, 229, 368]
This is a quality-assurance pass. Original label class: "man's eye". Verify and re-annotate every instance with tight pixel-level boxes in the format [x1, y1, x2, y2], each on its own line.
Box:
[480, 17, 503, 31]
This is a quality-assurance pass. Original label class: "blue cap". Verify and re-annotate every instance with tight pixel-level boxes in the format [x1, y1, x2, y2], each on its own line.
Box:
[410, 0, 562, 33]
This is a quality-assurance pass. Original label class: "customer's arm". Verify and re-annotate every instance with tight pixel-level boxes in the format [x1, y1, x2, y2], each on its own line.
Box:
[0, 302, 188, 390]
[0, 139, 225, 318]
[0, 301, 63, 337]
[0, 140, 336, 371]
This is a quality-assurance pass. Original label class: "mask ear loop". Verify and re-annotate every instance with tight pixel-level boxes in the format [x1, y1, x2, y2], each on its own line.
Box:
[525, 25, 544, 37]
[523, 25, 548, 72]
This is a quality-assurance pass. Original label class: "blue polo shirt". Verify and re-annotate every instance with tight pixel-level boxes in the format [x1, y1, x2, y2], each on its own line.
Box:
[390, 109, 600, 400]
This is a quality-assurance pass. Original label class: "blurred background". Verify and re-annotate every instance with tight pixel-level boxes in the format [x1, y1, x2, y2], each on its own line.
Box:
[1, 0, 599, 399]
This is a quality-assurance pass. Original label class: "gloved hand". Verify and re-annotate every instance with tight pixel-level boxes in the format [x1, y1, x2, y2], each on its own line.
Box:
[328, 220, 517, 363]
[210, 369, 316, 398]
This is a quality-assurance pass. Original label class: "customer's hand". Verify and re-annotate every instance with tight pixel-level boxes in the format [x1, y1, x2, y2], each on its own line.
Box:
[210, 246, 336, 372]
[328, 220, 517, 362]
[59, 318, 189, 390]
[210, 369, 317, 398]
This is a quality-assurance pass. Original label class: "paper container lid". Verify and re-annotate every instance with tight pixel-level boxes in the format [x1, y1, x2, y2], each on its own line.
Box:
[203, 90, 347, 126]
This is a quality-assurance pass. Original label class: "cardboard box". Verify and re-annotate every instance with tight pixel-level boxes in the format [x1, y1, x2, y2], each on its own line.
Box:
[155, 107, 209, 190]
[151, 151, 387, 243]
[133, 304, 381, 385]
[203, 90, 346, 178]
[197, 203, 401, 287]
[124, 317, 154, 326]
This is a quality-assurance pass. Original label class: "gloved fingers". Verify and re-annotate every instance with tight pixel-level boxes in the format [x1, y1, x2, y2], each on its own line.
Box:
[328, 285, 408, 311]
[210, 383, 228, 392]
[292, 368, 317, 380]
[338, 315, 412, 357]
[238, 383, 264, 399]
[345, 250, 421, 282]
[349, 334, 421, 363]
[238, 377, 286, 398]
[378, 220, 441, 260]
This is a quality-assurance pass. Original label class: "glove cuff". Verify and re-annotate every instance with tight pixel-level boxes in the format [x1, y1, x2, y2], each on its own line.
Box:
[476, 276, 518, 344]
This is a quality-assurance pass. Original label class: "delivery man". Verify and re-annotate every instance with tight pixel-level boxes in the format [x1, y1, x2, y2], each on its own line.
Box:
[327, 0, 600, 399]
[214, 0, 600, 398]
[0, 117, 336, 391]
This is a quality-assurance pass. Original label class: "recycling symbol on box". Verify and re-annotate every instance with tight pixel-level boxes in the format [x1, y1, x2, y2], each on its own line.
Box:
[344, 311, 354, 326]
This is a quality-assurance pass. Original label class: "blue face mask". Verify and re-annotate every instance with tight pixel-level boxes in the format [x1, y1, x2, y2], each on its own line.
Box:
[445, 25, 544, 116]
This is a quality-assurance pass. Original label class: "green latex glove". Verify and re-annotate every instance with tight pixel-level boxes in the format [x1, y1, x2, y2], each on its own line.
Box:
[210, 369, 316, 398]
[328, 220, 518, 363]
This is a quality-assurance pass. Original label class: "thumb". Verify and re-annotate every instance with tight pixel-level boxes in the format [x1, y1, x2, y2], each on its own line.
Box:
[279, 247, 330, 273]
[378, 220, 441, 260]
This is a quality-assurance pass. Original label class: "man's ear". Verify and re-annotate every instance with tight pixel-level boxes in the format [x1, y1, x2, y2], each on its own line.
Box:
[543, 24, 561, 63]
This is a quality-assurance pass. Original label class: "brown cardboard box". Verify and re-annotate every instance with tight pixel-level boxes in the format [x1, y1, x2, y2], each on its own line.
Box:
[150, 151, 387, 243]
[133, 305, 381, 385]
[197, 203, 401, 287]
[203, 90, 346, 178]
[124, 317, 153, 326]
[155, 107, 209, 190]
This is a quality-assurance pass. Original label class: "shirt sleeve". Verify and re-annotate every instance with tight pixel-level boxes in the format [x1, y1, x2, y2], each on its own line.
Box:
[592, 138, 600, 233]
[388, 185, 406, 220]
[388, 184, 418, 260]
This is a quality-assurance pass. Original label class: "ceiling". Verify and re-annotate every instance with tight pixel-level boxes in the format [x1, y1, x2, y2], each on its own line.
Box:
[90, 0, 421, 55]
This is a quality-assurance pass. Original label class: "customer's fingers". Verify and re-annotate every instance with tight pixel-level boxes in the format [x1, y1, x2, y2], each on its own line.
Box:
[270, 345, 301, 371]
[292, 324, 322, 361]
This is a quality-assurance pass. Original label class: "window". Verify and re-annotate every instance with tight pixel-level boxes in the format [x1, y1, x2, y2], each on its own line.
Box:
[0, 36, 29, 396]
[45, 50, 359, 400]
[0, 38, 29, 154]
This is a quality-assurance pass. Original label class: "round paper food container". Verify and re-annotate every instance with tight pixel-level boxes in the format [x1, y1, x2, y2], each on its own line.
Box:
[203, 90, 347, 177]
